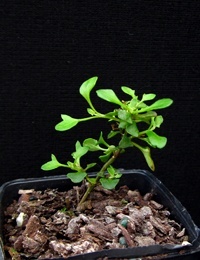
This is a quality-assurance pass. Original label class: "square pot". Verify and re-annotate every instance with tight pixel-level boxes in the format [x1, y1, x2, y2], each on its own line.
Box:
[0, 169, 200, 259]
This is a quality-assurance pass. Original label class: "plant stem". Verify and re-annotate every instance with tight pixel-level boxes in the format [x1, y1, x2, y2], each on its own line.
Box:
[77, 148, 122, 210]
[78, 113, 120, 123]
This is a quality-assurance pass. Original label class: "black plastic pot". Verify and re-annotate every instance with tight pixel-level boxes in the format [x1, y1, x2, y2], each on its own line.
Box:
[0, 169, 200, 259]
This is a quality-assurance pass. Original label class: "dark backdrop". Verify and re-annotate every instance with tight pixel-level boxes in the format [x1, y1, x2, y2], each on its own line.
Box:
[0, 1, 200, 226]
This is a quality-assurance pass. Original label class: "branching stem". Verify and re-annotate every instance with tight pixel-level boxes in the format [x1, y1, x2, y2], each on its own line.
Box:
[77, 148, 122, 209]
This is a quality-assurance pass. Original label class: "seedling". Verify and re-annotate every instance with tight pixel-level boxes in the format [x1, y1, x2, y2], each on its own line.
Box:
[41, 77, 173, 209]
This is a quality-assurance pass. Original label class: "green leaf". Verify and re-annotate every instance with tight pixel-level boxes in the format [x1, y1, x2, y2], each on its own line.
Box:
[137, 111, 157, 119]
[66, 161, 76, 170]
[100, 178, 120, 190]
[107, 130, 120, 139]
[140, 98, 173, 112]
[135, 111, 157, 124]
[79, 76, 98, 105]
[107, 145, 117, 153]
[98, 132, 109, 147]
[121, 86, 136, 98]
[55, 115, 79, 131]
[72, 141, 89, 160]
[107, 165, 115, 177]
[119, 135, 133, 148]
[146, 131, 167, 148]
[96, 89, 123, 106]
[85, 163, 96, 171]
[97, 171, 104, 178]
[141, 146, 155, 171]
[83, 138, 100, 151]
[133, 143, 155, 171]
[126, 122, 139, 137]
[118, 110, 132, 123]
[67, 172, 87, 183]
[107, 166, 122, 179]
[87, 108, 96, 116]
[99, 152, 112, 163]
[137, 102, 147, 109]
[118, 120, 127, 129]
[128, 98, 138, 110]
[154, 115, 164, 128]
[41, 154, 62, 171]
[141, 93, 156, 101]
[105, 111, 118, 117]
[86, 177, 96, 185]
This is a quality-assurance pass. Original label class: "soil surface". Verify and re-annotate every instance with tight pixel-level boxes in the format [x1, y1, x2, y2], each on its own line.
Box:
[3, 183, 189, 259]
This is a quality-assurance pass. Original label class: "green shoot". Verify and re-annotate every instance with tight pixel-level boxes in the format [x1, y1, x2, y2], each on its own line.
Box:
[41, 76, 173, 210]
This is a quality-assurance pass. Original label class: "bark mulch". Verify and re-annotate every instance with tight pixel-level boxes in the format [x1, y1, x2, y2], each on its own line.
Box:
[3, 183, 189, 259]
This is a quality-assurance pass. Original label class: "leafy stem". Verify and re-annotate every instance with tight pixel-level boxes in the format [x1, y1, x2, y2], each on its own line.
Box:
[77, 148, 121, 208]
[41, 76, 173, 211]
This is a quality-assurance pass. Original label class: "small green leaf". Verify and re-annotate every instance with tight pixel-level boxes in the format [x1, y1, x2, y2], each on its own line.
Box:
[107, 166, 122, 179]
[141, 98, 173, 112]
[128, 98, 138, 110]
[97, 171, 105, 178]
[118, 120, 127, 129]
[83, 138, 100, 151]
[119, 135, 133, 148]
[107, 165, 116, 177]
[118, 110, 132, 123]
[146, 131, 167, 148]
[141, 93, 156, 101]
[100, 178, 120, 190]
[85, 163, 96, 171]
[135, 111, 157, 124]
[41, 154, 62, 171]
[55, 115, 79, 131]
[99, 152, 112, 162]
[98, 132, 109, 147]
[133, 143, 155, 171]
[96, 89, 123, 106]
[107, 130, 120, 139]
[107, 145, 117, 153]
[154, 115, 164, 128]
[79, 76, 98, 104]
[72, 141, 89, 160]
[67, 172, 87, 183]
[137, 102, 147, 109]
[137, 111, 157, 119]
[126, 122, 139, 137]
[66, 161, 74, 169]
[121, 86, 136, 98]
[86, 177, 96, 185]
[87, 108, 96, 116]
[105, 111, 118, 117]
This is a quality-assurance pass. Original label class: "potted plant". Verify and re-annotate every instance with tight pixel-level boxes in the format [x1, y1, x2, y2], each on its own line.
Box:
[0, 77, 200, 259]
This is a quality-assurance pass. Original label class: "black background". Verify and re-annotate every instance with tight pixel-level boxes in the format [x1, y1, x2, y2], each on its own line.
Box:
[0, 0, 200, 231]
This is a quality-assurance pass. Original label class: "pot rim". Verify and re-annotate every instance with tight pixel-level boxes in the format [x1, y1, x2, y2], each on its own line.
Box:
[0, 169, 200, 259]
